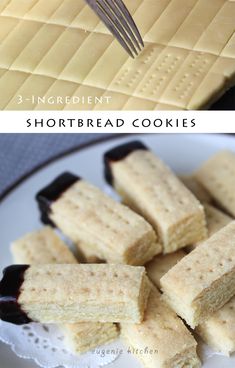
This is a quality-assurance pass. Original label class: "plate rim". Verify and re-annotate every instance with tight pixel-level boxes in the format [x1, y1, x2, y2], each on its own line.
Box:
[1, 133, 232, 203]
[1, 132, 235, 368]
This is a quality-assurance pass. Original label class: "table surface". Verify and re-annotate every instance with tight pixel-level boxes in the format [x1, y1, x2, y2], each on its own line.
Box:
[0, 133, 113, 199]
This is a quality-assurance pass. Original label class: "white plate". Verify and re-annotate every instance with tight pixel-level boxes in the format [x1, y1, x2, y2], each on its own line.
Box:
[1, 133, 235, 368]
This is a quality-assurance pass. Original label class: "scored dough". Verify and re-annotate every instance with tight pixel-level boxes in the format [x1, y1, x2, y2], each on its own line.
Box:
[0, 0, 235, 110]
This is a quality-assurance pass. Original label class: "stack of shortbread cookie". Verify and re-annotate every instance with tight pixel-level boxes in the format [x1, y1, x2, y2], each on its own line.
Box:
[1, 141, 235, 368]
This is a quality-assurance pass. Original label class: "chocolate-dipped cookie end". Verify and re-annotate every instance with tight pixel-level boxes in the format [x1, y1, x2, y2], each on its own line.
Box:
[36, 172, 80, 225]
[104, 141, 148, 185]
[0, 265, 32, 325]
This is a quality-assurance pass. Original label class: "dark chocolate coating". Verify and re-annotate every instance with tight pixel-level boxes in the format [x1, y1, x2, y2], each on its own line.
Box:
[0, 265, 32, 325]
[36, 172, 80, 226]
[104, 141, 148, 185]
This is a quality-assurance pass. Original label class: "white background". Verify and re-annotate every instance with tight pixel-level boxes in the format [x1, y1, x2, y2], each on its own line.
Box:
[0, 111, 235, 133]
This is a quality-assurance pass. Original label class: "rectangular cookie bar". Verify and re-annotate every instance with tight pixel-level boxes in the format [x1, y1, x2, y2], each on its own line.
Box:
[179, 174, 212, 203]
[11, 226, 77, 264]
[146, 251, 186, 289]
[161, 221, 235, 328]
[197, 297, 235, 356]
[0, 264, 150, 325]
[188, 204, 232, 251]
[204, 204, 232, 237]
[104, 141, 207, 253]
[146, 244, 235, 356]
[121, 286, 200, 368]
[62, 323, 119, 355]
[11, 228, 118, 354]
[36, 172, 160, 265]
[195, 150, 235, 217]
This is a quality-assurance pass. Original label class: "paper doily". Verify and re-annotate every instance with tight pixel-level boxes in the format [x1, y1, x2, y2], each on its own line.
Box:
[0, 320, 121, 368]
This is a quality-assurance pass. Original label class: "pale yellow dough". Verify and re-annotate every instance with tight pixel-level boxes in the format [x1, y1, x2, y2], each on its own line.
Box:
[0, 0, 235, 110]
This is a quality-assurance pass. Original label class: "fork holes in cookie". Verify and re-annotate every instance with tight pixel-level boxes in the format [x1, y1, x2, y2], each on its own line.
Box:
[82, 288, 90, 293]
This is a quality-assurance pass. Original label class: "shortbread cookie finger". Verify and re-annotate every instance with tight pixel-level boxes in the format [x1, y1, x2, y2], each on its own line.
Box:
[145, 241, 235, 356]
[121, 286, 200, 368]
[179, 174, 212, 203]
[197, 297, 235, 356]
[62, 323, 119, 355]
[104, 141, 207, 253]
[146, 251, 186, 289]
[204, 204, 232, 236]
[161, 221, 235, 328]
[0, 264, 150, 325]
[36, 172, 160, 265]
[188, 204, 232, 251]
[11, 228, 118, 354]
[12, 226, 103, 265]
[195, 150, 235, 217]
[146, 245, 235, 356]
[11, 226, 77, 264]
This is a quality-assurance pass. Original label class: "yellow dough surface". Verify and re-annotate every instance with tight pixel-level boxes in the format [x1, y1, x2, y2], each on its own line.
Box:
[0, 0, 235, 110]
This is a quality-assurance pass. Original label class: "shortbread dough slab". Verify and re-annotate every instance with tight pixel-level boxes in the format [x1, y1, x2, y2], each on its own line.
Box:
[0, 264, 150, 324]
[104, 141, 207, 254]
[161, 221, 235, 328]
[195, 150, 235, 217]
[0, 0, 235, 110]
[11, 227, 119, 354]
[121, 286, 200, 368]
[36, 172, 160, 265]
